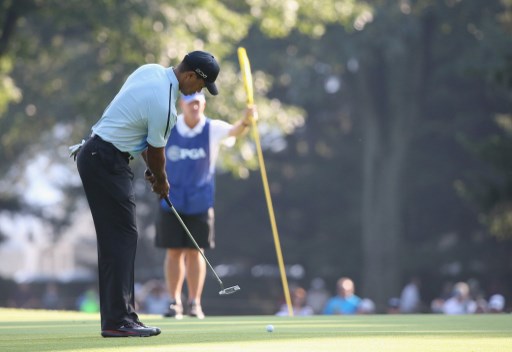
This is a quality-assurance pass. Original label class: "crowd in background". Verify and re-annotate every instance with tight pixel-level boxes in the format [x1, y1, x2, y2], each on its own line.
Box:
[274, 276, 508, 316]
[388, 278, 507, 315]
[5, 282, 101, 313]
[3, 275, 508, 316]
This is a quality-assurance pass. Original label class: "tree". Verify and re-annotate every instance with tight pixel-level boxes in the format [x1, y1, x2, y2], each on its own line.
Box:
[454, 0, 512, 240]
[240, 0, 512, 309]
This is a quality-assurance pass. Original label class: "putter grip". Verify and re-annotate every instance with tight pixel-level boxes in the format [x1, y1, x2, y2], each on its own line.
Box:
[164, 196, 173, 208]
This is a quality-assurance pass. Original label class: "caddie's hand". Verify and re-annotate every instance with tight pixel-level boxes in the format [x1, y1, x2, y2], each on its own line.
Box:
[144, 168, 156, 185]
[244, 105, 258, 124]
[151, 179, 170, 199]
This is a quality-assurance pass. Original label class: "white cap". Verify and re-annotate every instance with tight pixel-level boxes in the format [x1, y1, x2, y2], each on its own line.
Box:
[182, 92, 206, 104]
[489, 294, 505, 311]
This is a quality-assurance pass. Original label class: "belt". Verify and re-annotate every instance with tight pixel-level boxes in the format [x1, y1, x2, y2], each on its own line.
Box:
[91, 134, 134, 161]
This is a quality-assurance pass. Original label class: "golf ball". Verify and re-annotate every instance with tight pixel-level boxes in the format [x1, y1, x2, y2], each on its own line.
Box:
[266, 324, 274, 332]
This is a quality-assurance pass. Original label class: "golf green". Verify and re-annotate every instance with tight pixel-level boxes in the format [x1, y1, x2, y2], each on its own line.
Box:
[0, 308, 510, 351]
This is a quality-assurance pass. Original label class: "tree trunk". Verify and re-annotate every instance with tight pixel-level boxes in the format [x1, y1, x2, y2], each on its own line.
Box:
[356, 19, 427, 309]
[360, 104, 408, 311]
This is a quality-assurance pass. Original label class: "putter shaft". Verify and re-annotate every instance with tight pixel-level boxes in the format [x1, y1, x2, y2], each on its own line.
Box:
[164, 197, 240, 295]
[164, 197, 224, 287]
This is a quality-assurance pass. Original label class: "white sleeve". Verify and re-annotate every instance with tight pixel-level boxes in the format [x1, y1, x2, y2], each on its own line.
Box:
[209, 119, 236, 148]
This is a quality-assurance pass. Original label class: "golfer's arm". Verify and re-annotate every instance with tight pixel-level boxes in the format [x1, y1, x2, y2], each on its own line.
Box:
[145, 145, 167, 182]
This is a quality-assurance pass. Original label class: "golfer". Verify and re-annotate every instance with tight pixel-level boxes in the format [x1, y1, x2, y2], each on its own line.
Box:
[156, 92, 255, 319]
[73, 51, 220, 337]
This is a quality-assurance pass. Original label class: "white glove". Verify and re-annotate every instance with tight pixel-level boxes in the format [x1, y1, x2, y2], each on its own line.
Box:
[69, 139, 85, 161]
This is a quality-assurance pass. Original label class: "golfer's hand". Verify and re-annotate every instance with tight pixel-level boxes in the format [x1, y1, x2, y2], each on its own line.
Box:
[144, 168, 156, 184]
[151, 179, 170, 199]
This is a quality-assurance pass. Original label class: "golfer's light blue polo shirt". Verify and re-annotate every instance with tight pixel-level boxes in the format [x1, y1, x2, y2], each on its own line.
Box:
[91, 64, 179, 157]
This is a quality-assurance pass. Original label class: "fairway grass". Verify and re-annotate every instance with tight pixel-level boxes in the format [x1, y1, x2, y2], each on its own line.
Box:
[0, 308, 511, 352]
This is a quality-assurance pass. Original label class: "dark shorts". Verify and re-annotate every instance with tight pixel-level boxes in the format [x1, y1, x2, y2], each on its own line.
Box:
[155, 207, 215, 249]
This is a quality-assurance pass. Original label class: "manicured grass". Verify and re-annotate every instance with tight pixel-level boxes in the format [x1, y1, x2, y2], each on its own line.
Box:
[0, 308, 511, 351]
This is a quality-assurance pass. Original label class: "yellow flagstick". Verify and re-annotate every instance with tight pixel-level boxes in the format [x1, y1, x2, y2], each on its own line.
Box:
[237, 47, 294, 317]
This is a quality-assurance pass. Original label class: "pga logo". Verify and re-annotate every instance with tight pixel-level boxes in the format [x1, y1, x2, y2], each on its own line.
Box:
[167, 145, 206, 161]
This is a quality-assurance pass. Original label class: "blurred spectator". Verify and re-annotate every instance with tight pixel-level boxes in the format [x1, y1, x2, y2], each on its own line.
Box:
[387, 297, 401, 314]
[7, 283, 40, 309]
[306, 278, 330, 314]
[467, 278, 487, 313]
[430, 298, 445, 313]
[430, 281, 454, 313]
[473, 294, 489, 313]
[276, 286, 314, 316]
[442, 281, 476, 315]
[139, 279, 170, 315]
[399, 276, 422, 313]
[488, 294, 505, 313]
[42, 282, 61, 310]
[76, 287, 100, 313]
[359, 298, 376, 314]
[323, 277, 361, 315]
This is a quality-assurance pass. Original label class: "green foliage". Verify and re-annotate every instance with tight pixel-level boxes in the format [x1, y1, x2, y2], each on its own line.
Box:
[457, 114, 512, 239]
[487, 202, 512, 240]
[246, 0, 369, 37]
[0, 0, 306, 179]
[0, 57, 20, 116]
[451, 0, 512, 240]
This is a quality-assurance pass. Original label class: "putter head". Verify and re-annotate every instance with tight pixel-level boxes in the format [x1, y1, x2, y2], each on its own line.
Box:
[219, 285, 241, 295]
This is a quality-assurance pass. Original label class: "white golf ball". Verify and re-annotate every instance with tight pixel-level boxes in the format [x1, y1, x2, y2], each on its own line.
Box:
[266, 324, 274, 332]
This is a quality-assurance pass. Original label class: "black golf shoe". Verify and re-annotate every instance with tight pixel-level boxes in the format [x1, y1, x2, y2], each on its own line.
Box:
[136, 321, 161, 336]
[101, 322, 161, 338]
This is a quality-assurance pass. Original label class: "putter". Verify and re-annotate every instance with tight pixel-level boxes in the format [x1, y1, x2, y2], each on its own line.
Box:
[164, 196, 240, 296]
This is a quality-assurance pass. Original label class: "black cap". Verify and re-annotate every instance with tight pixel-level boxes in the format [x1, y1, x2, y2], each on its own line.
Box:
[183, 51, 220, 96]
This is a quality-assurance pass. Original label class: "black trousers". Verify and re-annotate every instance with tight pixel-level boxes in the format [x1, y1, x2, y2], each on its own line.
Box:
[77, 136, 139, 330]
